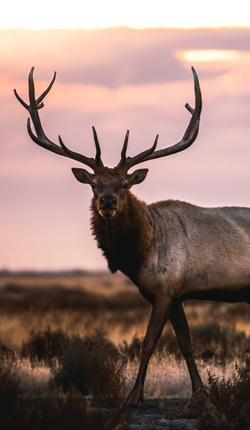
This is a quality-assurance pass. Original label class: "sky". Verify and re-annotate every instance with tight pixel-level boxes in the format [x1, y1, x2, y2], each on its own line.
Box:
[1, 2, 250, 271]
[2, 0, 250, 30]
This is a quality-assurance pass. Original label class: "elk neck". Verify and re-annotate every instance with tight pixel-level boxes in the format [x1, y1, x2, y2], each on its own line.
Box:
[91, 191, 153, 283]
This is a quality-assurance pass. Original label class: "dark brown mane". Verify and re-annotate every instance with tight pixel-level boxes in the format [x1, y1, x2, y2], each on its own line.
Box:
[91, 192, 153, 283]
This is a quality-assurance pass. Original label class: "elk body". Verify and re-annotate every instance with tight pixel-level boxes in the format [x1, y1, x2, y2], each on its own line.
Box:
[15, 68, 250, 407]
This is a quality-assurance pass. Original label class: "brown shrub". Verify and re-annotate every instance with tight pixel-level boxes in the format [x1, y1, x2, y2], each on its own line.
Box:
[0, 360, 21, 421]
[53, 333, 127, 406]
[21, 328, 70, 364]
[119, 334, 142, 361]
[206, 356, 250, 422]
[192, 323, 250, 361]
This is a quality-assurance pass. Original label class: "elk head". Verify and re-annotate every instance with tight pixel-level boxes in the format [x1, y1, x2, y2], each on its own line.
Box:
[14, 67, 202, 220]
[72, 166, 149, 219]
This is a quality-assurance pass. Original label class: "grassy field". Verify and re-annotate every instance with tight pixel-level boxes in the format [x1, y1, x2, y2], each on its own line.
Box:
[0, 270, 249, 428]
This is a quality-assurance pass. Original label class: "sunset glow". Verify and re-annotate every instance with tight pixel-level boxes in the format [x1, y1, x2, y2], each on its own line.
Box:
[180, 50, 242, 63]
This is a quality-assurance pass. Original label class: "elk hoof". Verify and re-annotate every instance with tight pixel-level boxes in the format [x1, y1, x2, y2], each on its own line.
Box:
[190, 387, 207, 403]
[121, 401, 139, 409]
[121, 394, 144, 408]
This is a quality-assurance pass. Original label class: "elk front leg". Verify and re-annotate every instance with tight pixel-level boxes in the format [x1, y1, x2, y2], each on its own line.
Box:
[123, 299, 171, 407]
[169, 302, 203, 394]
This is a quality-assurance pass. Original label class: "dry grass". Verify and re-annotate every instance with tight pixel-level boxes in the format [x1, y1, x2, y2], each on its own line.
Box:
[0, 271, 151, 349]
[0, 270, 249, 427]
[126, 355, 242, 399]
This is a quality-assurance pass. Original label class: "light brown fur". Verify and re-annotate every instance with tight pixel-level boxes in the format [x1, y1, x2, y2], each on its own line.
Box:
[89, 178, 250, 407]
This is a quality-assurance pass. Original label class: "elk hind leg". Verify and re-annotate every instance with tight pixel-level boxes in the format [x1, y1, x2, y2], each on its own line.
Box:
[169, 302, 203, 394]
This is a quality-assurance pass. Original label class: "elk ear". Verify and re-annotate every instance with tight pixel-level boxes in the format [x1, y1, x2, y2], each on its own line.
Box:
[128, 169, 148, 186]
[71, 168, 95, 184]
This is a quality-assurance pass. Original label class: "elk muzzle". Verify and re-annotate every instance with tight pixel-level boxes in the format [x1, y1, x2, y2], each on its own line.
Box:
[98, 193, 118, 219]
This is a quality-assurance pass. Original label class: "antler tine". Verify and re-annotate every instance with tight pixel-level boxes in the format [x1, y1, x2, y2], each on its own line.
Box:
[14, 68, 104, 171]
[137, 67, 202, 163]
[121, 130, 130, 159]
[116, 67, 202, 171]
[116, 134, 159, 170]
[92, 127, 104, 168]
[57, 128, 104, 169]
[117, 130, 129, 169]
[27, 67, 53, 139]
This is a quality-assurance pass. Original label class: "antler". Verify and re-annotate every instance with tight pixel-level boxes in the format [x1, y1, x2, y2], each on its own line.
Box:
[14, 67, 104, 171]
[116, 67, 202, 171]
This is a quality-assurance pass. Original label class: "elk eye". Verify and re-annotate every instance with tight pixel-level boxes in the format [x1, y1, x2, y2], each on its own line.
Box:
[123, 182, 129, 190]
[91, 181, 96, 190]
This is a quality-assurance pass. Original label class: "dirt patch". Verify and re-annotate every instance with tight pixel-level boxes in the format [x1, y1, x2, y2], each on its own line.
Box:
[118, 399, 199, 430]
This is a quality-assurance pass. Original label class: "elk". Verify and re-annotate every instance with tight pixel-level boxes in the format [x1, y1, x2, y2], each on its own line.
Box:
[14, 68, 250, 407]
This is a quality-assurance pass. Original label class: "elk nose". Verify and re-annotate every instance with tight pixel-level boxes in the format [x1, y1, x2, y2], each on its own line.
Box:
[100, 195, 117, 207]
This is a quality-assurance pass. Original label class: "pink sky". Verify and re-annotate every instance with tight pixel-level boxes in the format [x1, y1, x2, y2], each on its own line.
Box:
[1, 27, 250, 271]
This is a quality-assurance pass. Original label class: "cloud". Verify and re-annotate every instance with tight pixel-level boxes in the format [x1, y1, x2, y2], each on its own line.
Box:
[2, 28, 250, 88]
